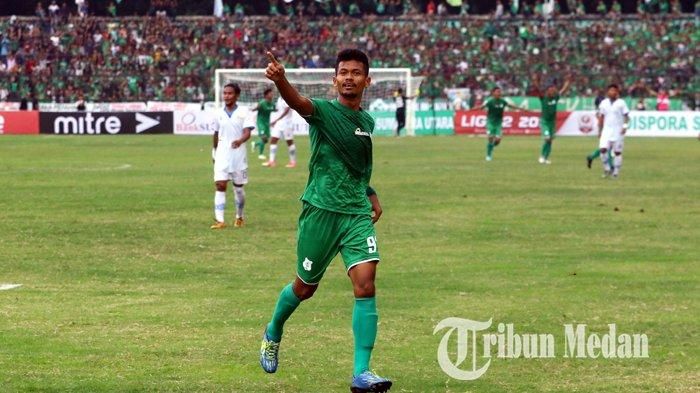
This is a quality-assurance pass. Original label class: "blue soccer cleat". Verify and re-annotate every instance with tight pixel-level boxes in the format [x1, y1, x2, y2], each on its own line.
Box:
[259, 327, 280, 373]
[350, 371, 392, 393]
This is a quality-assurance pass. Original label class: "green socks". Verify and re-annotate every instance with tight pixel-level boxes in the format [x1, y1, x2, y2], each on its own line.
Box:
[266, 287, 378, 376]
[257, 138, 266, 155]
[486, 142, 495, 157]
[589, 149, 613, 165]
[353, 297, 378, 376]
[541, 141, 552, 159]
[267, 283, 301, 342]
[588, 149, 614, 167]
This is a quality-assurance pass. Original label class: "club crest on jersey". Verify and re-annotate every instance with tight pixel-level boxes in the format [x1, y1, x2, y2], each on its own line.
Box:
[354, 128, 370, 137]
[302, 257, 313, 271]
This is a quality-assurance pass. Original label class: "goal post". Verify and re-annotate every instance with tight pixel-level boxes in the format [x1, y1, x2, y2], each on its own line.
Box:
[215, 68, 423, 136]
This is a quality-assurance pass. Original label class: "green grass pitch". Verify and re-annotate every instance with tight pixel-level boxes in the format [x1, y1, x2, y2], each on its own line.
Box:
[0, 135, 698, 392]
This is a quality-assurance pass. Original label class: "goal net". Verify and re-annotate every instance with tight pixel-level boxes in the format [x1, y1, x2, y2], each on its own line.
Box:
[215, 68, 423, 136]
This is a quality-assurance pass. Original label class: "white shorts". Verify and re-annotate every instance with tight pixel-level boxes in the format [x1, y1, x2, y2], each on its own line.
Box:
[599, 130, 625, 152]
[271, 121, 294, 141]
[599, 138, 624, 152]
[214, 168, 248, 185]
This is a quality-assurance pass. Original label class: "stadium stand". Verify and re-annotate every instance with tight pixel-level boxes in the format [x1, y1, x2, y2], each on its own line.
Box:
[0, 1, 697, 108]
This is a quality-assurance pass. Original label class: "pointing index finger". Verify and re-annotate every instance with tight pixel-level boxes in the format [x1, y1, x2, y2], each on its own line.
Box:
[266, 51, 279, 65]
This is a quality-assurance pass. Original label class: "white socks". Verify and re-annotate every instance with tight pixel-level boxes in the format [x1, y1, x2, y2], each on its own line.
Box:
[215, 188, 245, 221]
[269, 143, 296, 164]
[269, 144, 278, 162]
[613, 154, 622, 176]
[214, 191, 226, 222]
[602, 151, 611, 173]
[234, 186, 245, 219]
[288, 144, 297, 163]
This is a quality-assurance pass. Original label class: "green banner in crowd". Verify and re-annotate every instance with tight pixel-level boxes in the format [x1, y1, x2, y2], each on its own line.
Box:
[369, 110, 455, 136]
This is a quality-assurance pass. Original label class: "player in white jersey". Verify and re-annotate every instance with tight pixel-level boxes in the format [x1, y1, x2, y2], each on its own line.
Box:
[263, 96, 297, 168]
[211, 83, 255, 229]
[597, 84, 630, 178]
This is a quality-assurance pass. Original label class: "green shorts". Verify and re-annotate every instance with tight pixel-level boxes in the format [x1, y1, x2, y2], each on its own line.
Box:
[257, 124, 270, 138]
[296, 203, 379, 285]
[486, 121, 502, 137]
[541, 120, 555, 138]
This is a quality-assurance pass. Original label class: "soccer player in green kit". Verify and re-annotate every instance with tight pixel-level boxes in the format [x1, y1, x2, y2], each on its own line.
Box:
[259, 49, 392, 393]
[534, 75, 571, 164]
[250, 88, 276, 160]
[472, 87, 520, 161]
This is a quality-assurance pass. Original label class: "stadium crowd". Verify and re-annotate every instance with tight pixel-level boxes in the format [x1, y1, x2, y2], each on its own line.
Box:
[0, 1, 697, 108]
[12, 1, 697, 18]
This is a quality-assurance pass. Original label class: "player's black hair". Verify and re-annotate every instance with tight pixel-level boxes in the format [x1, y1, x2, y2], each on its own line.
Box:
[223, 83, 241, 95]
[397, 88, 403, 94]
[263, 87, 273, 95]
[607, 84, 619, 90]
[492, 86, 502, 92]
[335, 49, 369, 76]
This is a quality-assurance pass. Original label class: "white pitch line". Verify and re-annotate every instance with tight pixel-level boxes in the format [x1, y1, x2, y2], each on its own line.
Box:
[10, 164, 132, 173]
[13, 164, 133, 173]
[80, 164, 133, 171]
[0, 284, 22, 291]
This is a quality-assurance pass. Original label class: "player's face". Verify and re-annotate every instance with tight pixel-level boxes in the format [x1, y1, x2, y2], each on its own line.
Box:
[607, 87, 619, 100]
[223, 87, 238, 106]
[264, 91, 273, 102]
[546, 86, 557, 97]
[492, 89, 501, 99]
[333, 60, 370, 100]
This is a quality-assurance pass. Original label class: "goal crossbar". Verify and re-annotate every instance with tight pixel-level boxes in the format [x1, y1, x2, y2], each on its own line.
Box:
[215, 68, 419, 135]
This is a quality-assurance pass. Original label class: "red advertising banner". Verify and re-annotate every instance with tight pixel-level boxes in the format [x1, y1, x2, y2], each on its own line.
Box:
[0, 111, 40, 134]
[454, 110, 571, 135]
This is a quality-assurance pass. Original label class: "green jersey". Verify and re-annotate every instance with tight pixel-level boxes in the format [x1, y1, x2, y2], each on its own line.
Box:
[302, 99, 375, 215]
[256, 99, 276, 130]
[540, 94, 560, 123]
[485, 98, 507, 124]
